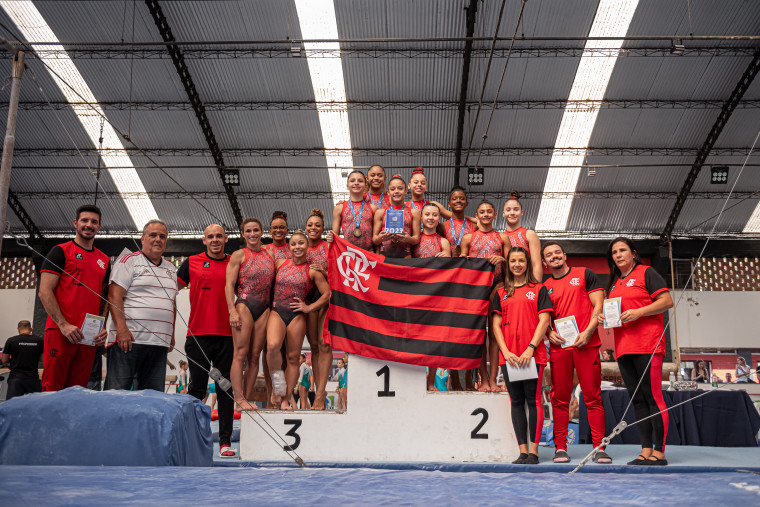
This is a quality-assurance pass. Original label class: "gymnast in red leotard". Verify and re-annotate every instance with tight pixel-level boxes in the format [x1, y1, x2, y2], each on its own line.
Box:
[266, 231, 330, 410]
[225, 217, 275, 411]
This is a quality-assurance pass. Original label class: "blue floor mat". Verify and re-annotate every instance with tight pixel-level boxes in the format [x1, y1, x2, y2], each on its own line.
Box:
[2, 466, 759, 506]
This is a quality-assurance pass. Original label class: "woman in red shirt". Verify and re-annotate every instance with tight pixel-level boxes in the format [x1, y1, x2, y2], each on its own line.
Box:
[491, 247, 552, 464]
[598, 237, 673, 466]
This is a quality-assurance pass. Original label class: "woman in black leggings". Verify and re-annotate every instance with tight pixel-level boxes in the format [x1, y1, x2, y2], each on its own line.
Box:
[598, 237, 673, 465]
[491, 247, 553, 464]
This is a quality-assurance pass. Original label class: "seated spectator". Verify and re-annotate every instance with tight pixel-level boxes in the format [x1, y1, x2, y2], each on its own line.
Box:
[691, 359, 710, 384]
[2, 320, 44, 400]
[725, 372, 733, 383]
[601, 349, 615, 362]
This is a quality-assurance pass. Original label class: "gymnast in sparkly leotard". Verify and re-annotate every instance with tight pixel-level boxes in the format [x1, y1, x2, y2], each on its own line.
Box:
[266, 230, 330, 410]
[372, 173, 420, 258]
[304, 208, 332, 410]
[461, 200, 510, 394]
[225, 217, 275, 411]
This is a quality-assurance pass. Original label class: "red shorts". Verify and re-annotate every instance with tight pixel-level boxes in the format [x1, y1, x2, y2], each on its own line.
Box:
[42, 328, 97, 391]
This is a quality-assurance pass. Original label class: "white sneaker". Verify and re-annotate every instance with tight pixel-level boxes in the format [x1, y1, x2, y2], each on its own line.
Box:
[271, 370, 287, 396]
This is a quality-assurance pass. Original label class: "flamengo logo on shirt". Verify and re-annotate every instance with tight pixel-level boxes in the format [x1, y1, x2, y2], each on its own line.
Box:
[337, 245, 377, 293]
[626, 278, 636, 287]
[570, 278, 580, 286]
[526, 291, 536, 301]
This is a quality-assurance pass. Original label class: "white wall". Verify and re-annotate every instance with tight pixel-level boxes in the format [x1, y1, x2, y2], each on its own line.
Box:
[672, 290, 760, 349]
[0, 289, 37, 347]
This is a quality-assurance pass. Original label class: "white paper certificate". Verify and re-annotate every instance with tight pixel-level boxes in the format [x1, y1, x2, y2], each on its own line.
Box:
[505, 358, 538, 382]
[80, 313, 105, 346]
[603, 297, 622, 328]
[555, 316, 579, 348]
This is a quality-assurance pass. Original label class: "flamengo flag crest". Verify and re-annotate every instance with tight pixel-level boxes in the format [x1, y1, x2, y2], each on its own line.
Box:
[323, 236, 494, 369]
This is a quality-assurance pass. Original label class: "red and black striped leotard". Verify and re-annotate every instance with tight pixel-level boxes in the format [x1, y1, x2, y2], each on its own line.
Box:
[381, 205, 413, 258]
[412, 232, 443, 258]
[340, 200, 374, 252]
[468, 229, 504, 285]
[236, 248, 275, 320]
[272, 259, 313, 326]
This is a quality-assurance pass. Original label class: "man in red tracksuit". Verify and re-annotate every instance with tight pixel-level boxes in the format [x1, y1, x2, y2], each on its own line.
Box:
[542, 241, 609, 464]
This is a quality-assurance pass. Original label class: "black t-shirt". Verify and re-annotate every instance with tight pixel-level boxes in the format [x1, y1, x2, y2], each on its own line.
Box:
[4, 334, 44, 379]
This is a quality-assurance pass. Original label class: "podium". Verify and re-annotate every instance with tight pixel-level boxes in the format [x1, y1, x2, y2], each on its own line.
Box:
[240, 355, 519, 462]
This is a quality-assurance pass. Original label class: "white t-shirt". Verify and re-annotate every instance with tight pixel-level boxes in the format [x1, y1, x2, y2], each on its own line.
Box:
[108, 251, 178, 348]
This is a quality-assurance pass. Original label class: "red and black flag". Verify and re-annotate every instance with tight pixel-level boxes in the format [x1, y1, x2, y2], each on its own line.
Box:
[323, 237, 494, 369]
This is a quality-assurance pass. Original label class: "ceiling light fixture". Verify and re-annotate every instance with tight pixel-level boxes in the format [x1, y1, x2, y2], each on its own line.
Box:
[1, 0, 157, 230]
[295, 0, 353, 205]
[535, 0, 639, 232]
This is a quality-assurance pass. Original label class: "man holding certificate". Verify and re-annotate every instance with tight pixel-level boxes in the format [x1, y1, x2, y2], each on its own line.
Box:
[38, 205, 111, 391]
[541, 242, 608, 464]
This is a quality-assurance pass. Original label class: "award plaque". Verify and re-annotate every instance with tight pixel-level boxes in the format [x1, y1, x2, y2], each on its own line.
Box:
[385, 209, 404, 234]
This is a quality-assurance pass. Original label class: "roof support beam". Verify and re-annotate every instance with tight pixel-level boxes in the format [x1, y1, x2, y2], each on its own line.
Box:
[453, 0, 479, 187]
[144, 0, 243, 228]
[13, 191, 756, 201]
[7, 189, 42, 238]
[26, 46, 758, 60]
[8, 147, 756, 157]
[660, 50, 760, 241]
[11, 99, 760, 112]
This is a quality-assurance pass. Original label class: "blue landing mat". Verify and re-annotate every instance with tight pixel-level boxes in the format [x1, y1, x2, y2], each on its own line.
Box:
[1, 467, 760, 505]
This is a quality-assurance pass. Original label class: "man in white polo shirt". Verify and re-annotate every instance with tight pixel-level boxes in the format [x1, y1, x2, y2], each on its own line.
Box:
[105, 219, 177, 391]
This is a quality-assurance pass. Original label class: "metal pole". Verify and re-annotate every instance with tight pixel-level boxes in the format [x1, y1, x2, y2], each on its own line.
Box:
[0, 49, 25, 255]
[668, 239, 681, 372]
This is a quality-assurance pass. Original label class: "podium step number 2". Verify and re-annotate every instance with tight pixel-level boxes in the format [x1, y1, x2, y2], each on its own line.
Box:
[240, 355, 520, 462]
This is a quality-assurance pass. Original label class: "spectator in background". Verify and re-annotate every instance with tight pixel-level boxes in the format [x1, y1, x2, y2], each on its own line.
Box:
[691, 360, 710, 384]
[736, 357, 752, 383]
[105, 220, 177, 391]
[434, 368, 449, 391]
[336, 358, 347, 410]
[601, 349, 615, 362]
[177, 360, 188, 394]
[725, 372, 733, 383]
[298, 354, 312, 409]
[2, 320, 44, 399]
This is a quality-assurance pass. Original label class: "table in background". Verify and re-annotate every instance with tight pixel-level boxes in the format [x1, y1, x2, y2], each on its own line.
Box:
[579, 389, 760, 447]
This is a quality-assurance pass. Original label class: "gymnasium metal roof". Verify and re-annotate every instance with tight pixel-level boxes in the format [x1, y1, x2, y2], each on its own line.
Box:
[0, 0, 759, 239]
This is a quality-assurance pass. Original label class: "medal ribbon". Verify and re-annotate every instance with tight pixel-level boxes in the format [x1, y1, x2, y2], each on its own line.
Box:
[349, 199, 365, 230]
[449, 217, 465, 247]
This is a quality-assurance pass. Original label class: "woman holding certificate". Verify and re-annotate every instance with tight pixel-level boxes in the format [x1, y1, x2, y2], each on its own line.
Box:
[329, 170, 377, 252]
[491, 247, 553, 464]
[373, 174, 420, 258]
[598, 237, 673, 466]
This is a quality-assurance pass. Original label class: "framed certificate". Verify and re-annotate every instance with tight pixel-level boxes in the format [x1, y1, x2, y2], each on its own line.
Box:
[554, 315, 579, 348]
[385, 209, 404, 234]
[80, 313, 105, 346]
[603, 297, 622, 328]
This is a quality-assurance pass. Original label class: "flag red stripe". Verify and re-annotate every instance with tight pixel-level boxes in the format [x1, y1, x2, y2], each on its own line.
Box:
[376, 264, 493, 286]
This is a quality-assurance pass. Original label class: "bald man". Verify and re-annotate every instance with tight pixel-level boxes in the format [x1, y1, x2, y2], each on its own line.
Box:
[176, 224, 236, 457]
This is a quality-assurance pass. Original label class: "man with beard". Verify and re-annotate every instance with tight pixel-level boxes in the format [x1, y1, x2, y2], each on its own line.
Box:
[39, 205, 110, 391]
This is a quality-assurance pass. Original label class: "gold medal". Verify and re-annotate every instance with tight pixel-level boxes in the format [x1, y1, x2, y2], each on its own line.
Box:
[455, 245, 462, 256]
[353, 227, 362, 238]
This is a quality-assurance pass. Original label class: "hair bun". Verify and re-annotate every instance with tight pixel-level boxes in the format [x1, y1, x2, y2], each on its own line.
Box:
[390, 173, 403, 180]
[271, 210, 287, 221]
[509, 190, 521, 200]
[412, 167, 424, 175]
[310, 208, 324, 220]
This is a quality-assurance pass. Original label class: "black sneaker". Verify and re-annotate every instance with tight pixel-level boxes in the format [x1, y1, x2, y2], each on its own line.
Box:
[512, 453, 528, 464]
[524, 453, 539, 465]
[627, 455, 647, 465]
